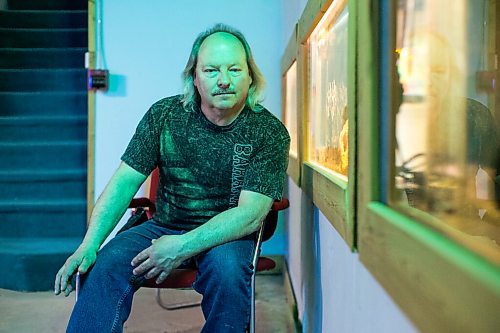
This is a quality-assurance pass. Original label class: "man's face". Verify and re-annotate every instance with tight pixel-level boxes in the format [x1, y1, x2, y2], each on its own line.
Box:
[194, 32, 253, 113]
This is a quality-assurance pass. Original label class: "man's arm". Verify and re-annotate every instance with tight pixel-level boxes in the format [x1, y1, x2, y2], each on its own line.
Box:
[54, 161, 147, 296]
[131, 190, 273, 283]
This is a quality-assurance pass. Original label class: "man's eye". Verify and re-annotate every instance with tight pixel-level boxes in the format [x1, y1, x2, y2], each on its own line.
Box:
[230, 68, 241, 72]
[204, 69, 217, 73]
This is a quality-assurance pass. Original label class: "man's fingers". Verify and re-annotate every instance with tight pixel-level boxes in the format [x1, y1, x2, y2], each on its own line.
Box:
[60, 269, 71, 292]
[60, 261, 78, 292]
[132, 258, 153, 276]
[131, 248, 150, 266]
[145, 267, 161, 280]
[54, 267, 64, 294]
[78, 257, 93, 274]
[64, 283, 73, 297]
[156, 271, 169, 285]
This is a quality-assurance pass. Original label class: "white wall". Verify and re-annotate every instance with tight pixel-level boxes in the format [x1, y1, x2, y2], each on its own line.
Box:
[286, 178, 417, 333]
[283, 1, 418, 332]
[94, 0, 285, 252]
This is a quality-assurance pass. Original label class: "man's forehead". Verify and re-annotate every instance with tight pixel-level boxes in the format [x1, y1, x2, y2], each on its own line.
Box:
[203, 31, 241, 45]
[199, 32, 245, 53]
[198, 32, 247, 65]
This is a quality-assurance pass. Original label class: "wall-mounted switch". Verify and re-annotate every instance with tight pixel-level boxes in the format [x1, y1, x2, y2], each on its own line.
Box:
[88, 69, 109, 91]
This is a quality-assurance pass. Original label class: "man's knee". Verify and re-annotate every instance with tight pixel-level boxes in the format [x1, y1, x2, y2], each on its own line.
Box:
[199, 250, 254, 293]
[85, 237, 136, 282]
[96, 239, 128, 266]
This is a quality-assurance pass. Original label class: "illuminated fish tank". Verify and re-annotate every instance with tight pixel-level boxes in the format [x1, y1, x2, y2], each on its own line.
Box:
[307, 1, 349, 177]
[392, 0, 500, 263]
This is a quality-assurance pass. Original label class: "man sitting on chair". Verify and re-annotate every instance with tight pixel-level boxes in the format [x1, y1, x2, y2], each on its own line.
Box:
[54, 23, 290, 333]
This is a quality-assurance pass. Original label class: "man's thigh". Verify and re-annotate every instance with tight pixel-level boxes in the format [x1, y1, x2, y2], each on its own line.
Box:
[194, 233, 257, 284]
[84, 220, 183, 286]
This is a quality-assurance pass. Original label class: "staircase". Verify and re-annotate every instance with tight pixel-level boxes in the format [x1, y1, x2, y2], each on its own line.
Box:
[0, 0, 88, 291]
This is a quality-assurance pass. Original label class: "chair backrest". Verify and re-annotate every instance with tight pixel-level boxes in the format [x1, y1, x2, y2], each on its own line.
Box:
[148, 168, 160, 206]
[128, 168, 159, 218]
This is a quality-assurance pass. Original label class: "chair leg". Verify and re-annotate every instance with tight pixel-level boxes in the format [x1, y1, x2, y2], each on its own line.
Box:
[249, 268, 256, 333]
[249, 223, 265, 333]
[75, 272, 81, 302]
[155, 288, 201, 310]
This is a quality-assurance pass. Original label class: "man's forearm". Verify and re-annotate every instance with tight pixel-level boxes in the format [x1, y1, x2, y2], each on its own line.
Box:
[80, 192, 133, 251]
[179, 196, 272, 258]
[80, 162, 147, 251]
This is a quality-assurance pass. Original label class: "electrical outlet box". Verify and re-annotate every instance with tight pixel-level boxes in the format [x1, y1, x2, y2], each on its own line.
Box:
[88, 69, 109, 91]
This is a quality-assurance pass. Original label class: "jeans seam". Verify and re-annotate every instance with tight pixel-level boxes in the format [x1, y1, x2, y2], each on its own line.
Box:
[111, 283, 133, 333]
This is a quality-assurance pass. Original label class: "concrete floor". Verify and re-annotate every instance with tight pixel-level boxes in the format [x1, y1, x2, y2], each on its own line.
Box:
[0, 274, 296, 333]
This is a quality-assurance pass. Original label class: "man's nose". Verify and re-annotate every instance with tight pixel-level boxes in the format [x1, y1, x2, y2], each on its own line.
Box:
[217, 71, 230, 88]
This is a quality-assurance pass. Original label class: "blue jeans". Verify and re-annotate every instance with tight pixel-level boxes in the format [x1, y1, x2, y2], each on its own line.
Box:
[67, 219, 256, 333]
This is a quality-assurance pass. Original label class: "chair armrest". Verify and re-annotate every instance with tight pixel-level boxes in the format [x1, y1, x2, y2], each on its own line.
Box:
[120, 197, 156, 234]
[129, 197, 154, 210]
[262, 197, 290, 242]
[271, 198, 289, 212]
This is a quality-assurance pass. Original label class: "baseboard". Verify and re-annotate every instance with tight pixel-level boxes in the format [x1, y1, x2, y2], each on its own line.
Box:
[256, 255, 303, 331]
[283, 260, 303, 332]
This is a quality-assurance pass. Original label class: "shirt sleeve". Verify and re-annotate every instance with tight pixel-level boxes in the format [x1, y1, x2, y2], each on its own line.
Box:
[242, 126, 290, 200]
[120, 106, 161, 176]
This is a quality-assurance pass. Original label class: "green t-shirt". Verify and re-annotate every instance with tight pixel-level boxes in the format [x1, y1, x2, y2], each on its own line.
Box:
[121, 95, 290, 231]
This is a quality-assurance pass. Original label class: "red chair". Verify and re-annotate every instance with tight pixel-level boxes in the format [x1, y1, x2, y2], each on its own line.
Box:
[77, 168, 289, 333]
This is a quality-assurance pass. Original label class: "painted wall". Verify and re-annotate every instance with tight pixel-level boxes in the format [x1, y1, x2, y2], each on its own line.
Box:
[283, 1, 418, 332]
[94, 0, 285, 253]
[287, 179, 417, 332]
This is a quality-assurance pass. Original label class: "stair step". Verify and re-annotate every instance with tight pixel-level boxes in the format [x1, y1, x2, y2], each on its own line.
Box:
[0, 10, 87, 29]
[0, 69, 87, 92]
[0, 237, 84, 291]
[0, 169, 86, 201]
[0, 168, 86, 181]
[0, 237, 83, 254]
[0, 198, 86, 212]
[0, 28, 87, 48]
[0, 91, 87, 116]
[0, 48, 87, 69]
[6, 0, 87, 11]
[0, 168, 85, 180]
[0, 210, 87, 238]
[0, 115, 87, 141]
[0, 140, 87, 170]
[0, 199, 87, 238]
